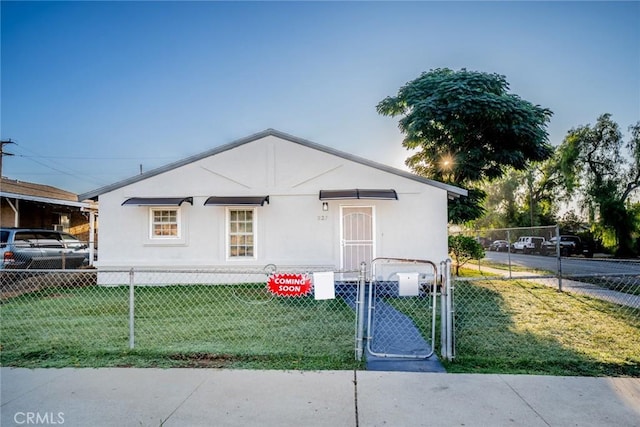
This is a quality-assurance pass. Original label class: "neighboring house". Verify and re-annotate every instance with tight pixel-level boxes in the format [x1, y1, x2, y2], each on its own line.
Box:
[1, 177, 97, 245]
[78, 129, 467, 272]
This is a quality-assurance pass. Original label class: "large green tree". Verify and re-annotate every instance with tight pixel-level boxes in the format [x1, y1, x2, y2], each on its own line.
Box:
[377, 68, 554, 223]
[557, 114, 640, 256]
[472, 163, 560, 230]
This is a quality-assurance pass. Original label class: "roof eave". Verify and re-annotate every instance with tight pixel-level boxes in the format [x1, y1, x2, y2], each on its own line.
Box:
[2, 191, 91, 208]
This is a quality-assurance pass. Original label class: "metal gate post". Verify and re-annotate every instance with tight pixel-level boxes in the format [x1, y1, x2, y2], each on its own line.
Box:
[440, 261, 447, 359]
[355, 261, 367, 360]
[129, 268, 135, 350]
[556, 225, 563, 291]
[439, 259, 454, 361]
[445, 258, 454, 361]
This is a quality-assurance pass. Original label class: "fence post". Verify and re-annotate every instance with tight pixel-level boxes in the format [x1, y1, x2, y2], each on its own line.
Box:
[440, 261, 447, 358]
[88, 210, 96, 266]
[355, 261, 367, 361]
[440, 259, 454, 361]
[129, 268, 135, 349]
[476, 231, 482, 273]
[506, 230, 512, 279]
[556, 225, 563, 292]
[445, 258, 454, 361]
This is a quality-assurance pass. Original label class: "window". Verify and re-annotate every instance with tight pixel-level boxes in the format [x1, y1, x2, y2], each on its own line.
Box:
[150, 208, 180, 239]
[54, 214, 70, 232]
[36, 232, 65, 248]
[228, 209, 255, 258]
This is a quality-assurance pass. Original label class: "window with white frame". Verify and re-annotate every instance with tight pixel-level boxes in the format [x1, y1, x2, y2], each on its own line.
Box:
[54, 213, 70, 232]
[228, 208, 255, 258]
[150, 208, 180, 239]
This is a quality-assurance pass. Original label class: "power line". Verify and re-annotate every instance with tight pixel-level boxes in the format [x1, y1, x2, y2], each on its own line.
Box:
[3, 140, 189, 188]
[6, 140, 108, 187]
[15, 154, 176, 160]
[1, 139, 16, 178]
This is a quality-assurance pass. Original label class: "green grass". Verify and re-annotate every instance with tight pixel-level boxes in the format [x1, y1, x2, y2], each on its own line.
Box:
[384, 266, 639, 376]
[445, 278, 639, 376]
[467, 259, 554, 275]
[3, 279, 638, 376]
[364, 271, 639, 376]
[1, 284, 361, 370]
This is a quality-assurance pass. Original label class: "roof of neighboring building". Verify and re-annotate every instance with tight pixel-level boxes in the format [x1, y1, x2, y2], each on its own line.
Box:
[1, 177, 90, 208]
[77, 128, 468, 201]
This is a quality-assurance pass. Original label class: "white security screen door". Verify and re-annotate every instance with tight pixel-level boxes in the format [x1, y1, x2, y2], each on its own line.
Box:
[341, 206, 374, 272]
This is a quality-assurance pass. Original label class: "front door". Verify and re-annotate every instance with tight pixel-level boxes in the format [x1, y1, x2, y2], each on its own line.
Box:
[341, 206, 374, 273]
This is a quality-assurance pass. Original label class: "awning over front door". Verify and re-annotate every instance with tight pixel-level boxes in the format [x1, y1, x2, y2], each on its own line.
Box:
[122, 197, 193, 206]
[319, 189, 398, 200]
[204, 196, 270, 206]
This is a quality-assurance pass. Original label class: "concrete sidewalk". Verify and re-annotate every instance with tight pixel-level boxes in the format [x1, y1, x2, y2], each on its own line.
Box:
[1, 368, 639, 427]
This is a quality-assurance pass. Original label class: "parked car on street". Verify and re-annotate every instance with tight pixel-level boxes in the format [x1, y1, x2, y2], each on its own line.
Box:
[512, 236, 545, 254]
[474, 236, 493, 249]
[541, 235, 593, 258]
[1, 228, 90, 269]
[489, 240, 511, 252]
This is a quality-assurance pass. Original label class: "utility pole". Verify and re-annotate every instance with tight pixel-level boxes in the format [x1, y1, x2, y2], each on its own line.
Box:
[0, 139, 15, 179]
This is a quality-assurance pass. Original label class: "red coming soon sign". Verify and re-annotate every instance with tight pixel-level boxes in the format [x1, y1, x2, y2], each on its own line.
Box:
[267, 273, 312, 297]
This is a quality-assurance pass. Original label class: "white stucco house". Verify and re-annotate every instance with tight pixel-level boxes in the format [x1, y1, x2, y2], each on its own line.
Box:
[78, 129, 467, 273]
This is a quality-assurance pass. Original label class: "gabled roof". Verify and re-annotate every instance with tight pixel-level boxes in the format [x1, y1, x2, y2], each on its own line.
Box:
[1, 177, 90, 208]
[77, 129, 467, 201]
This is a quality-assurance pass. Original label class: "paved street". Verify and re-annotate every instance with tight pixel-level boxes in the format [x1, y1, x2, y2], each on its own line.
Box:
[484, 251, 640, 275]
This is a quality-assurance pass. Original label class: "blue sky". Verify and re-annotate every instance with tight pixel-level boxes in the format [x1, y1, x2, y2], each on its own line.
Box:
[1, 1, 639, 195]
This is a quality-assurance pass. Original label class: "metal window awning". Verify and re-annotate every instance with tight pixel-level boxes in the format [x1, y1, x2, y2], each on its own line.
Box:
[122, 197, 194, 206]
[319, 189, 398, 200]
[204, 196, 270, 206]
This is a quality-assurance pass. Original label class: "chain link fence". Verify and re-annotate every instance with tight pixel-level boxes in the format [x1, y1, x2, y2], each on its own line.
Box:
[446, 226, 639, 374]
[449, 266, 639, 375]
[1, 267, 360, 369]
[456, 226, 640, 275]
[454, 225, 640, 313]
[365, 258, 440, 359]
[2, 253, 638, 374]
[468, 225, 557, 252]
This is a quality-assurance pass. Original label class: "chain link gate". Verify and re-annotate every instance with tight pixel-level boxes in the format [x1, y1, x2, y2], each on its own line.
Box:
[364, 258, 439, 359]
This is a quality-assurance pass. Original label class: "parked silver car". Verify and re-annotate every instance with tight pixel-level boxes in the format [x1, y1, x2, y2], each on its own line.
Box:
[1, 228, 90, 269]
[489, 240, 511, 252]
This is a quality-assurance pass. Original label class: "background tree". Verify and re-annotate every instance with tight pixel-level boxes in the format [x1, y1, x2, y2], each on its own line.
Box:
[556, 114, 640, 256]
[472, 170, 521, 229]
[448, 235, 485, 276]
[377, 68, 554, 223]
[557, 210, 584, 234]
[473, 163, 561, 230]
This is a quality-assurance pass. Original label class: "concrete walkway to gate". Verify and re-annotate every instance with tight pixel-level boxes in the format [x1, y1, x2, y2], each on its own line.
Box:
[364, 298, 446, 373]
[2, 367, 639, 427]
[341, 285, 446, 372]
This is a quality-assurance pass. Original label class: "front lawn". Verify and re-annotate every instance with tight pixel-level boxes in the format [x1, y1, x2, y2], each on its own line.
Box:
[447, 277, 639, 376]
[1, 284, 360, 370]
